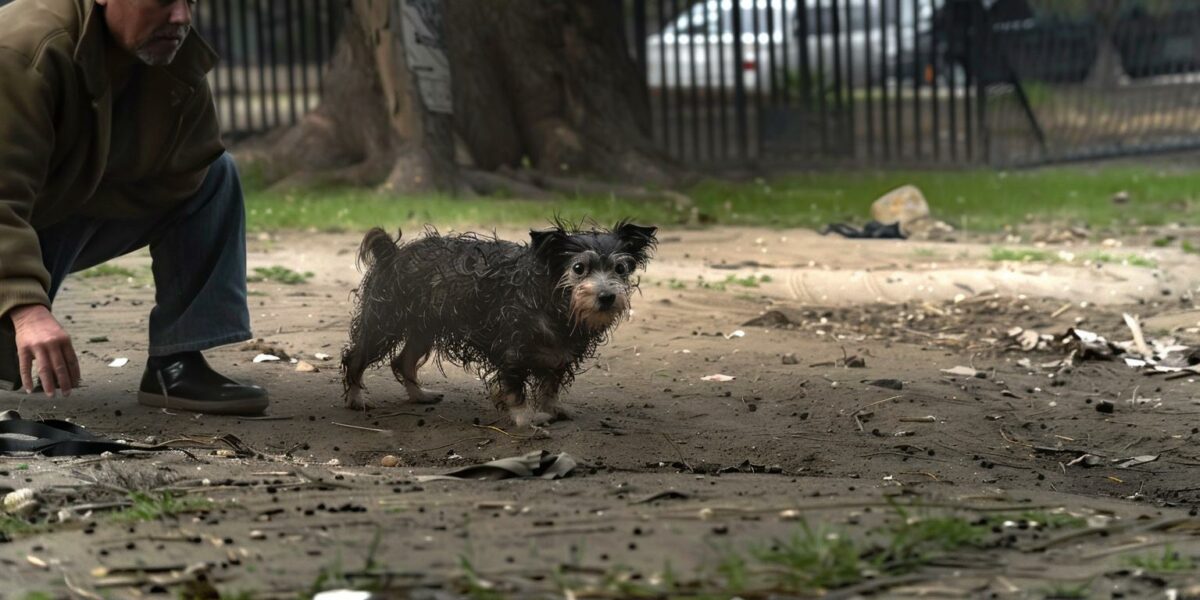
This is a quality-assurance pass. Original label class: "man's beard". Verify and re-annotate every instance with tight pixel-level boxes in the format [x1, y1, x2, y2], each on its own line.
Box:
[134, 26, 190, 66]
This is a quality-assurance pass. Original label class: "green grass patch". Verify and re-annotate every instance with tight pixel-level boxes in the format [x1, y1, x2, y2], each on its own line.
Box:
[985, 510, 1087, 531]
[1042, 580, 1093, 599]
[652, 274, 772, 292]
[248, 265, 313, 285]
[77, 264, 138, 279]
[989, 247, 1059, 263]
[446, 503, 1091, 598]
[1084, 251, 1158, 268]
[243, 166, 1200, 233]
[1184, 240, 1200, 255]
[110, 491, 213, 523]
[750, 523, 869, 591]
[988, 247, 1157, 268]
[1124, 545, 1195, 573]
[0, 514, 51, 538]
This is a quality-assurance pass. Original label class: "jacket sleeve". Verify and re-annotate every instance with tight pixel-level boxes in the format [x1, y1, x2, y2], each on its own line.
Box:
[0, 47, 55, 319]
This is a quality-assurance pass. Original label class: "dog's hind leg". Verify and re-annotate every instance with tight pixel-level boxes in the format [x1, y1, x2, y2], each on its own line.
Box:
[390, 337, 444, 404]
[341, 314, 398, 411]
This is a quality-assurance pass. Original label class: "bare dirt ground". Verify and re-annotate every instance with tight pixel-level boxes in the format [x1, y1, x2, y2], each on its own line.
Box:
[3, 227, 1200, 599]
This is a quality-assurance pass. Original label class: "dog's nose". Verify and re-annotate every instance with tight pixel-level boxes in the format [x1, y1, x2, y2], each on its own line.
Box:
[597, 292, 616, 309]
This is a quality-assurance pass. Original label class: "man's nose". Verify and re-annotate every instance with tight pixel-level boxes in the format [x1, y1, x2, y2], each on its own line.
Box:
[168, 0, 192, 26]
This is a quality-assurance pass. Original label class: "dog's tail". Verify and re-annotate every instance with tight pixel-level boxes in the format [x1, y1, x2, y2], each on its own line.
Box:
[358, 227, 400, 270]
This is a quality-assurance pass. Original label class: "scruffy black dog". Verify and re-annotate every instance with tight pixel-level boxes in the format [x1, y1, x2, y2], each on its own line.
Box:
[341, 221, 657, 428]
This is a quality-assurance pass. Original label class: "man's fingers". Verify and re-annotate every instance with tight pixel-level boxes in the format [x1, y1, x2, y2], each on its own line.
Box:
[52, 349, 73, 397]
[64, 340, 81, 387]
[17, 348, 33, 394]
[32, 347, 56, 397]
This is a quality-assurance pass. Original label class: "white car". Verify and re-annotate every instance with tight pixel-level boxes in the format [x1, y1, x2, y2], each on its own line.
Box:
[645, 0, 938, 90]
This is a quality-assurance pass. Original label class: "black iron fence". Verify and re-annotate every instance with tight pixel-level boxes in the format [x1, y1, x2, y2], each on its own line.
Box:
[625, 0, 1200, 167]
[625, 0, 987, 166]
[193, 0, 344, 140]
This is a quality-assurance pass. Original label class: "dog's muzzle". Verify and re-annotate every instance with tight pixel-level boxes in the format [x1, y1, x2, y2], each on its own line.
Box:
[597, 292, 617, 310]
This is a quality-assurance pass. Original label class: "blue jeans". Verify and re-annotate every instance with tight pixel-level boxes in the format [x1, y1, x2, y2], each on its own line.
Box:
[36, 153, 252, 357]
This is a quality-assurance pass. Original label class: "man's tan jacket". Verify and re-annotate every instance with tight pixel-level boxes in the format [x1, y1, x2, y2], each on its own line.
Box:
[0, 0, 224, 386]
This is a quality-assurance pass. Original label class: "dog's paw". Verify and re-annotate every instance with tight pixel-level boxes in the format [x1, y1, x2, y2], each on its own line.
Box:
[547, 406, 572, 422]
[344, 387, 372, 411]
[406, 387, 445, 405]
[510, 406, 553, 429]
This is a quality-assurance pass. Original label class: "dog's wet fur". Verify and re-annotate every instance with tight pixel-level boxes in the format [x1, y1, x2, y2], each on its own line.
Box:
[341, 220, 657, 429]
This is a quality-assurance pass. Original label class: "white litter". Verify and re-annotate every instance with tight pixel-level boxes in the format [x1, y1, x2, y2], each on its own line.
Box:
[107, 357, 129, 368]
[253, 354, 281, 363]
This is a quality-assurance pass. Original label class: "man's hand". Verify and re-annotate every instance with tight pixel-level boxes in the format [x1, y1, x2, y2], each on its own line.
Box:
[9, 304, 80, 397]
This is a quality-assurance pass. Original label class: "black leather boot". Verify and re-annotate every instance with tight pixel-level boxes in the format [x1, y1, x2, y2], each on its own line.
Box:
[138, 352, 269, 415]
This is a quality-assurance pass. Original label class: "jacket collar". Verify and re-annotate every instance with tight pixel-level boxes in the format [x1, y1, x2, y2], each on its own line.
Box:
[73, 0, 218, 99]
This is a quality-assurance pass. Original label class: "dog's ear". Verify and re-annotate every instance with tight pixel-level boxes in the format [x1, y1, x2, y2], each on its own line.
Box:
[614, 221, 658, 262]
[530, 227, 568, 260]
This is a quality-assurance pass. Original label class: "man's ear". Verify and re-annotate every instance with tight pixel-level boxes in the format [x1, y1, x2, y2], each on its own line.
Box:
[614, 221, 658, 261]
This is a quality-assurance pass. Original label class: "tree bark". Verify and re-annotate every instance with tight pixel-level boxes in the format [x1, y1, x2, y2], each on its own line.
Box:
[245, 0, 675, 194]
[1084, 0, 1129, 89]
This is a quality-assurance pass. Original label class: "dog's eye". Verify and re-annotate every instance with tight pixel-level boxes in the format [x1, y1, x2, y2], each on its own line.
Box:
[614, 262, 629, 276]
[572, 262, 586, 275]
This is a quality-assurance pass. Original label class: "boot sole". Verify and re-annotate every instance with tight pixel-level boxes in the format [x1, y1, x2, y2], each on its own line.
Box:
[137, 391, 269, 416]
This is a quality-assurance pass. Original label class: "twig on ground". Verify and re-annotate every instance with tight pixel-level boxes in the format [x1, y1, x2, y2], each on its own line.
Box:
[661, 432, 694, 473]
[412, 437, 493, 453]
[331, 422, 392, 434]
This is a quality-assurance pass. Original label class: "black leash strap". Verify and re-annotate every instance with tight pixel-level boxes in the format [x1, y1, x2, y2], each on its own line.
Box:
[0, 411, 144, 457]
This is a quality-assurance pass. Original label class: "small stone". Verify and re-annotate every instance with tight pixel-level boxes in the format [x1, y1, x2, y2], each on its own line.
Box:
[3, 489, 39, 517]
[295, 360, 319, 373]
[380, 455, 401, 468]
[250, 530, 266, 540]
[868, 379, 904, 391]
[1096, 400, 1115, 414]
[781, 353, 799, 365]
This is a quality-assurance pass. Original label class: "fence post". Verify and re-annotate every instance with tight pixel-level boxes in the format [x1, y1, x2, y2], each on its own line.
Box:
[732, 0, 748, 160]
[973, 2, 989, 165]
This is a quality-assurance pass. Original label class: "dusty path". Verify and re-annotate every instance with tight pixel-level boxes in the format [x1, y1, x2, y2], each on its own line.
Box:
[2, 227, 1199, 597]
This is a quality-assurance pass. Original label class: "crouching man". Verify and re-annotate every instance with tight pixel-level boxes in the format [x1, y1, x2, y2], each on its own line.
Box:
[0, 0, 267, 415]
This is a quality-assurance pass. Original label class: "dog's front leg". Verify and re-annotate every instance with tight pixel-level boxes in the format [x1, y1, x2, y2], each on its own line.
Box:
[531, 373, 571, 422]
[489, 372, 551, 435]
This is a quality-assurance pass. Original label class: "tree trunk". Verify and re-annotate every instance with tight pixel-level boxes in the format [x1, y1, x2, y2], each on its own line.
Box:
[247, 0, 675, 193]
[1086, 33, 1129, 89]
[1085, 1, 1129, 89]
